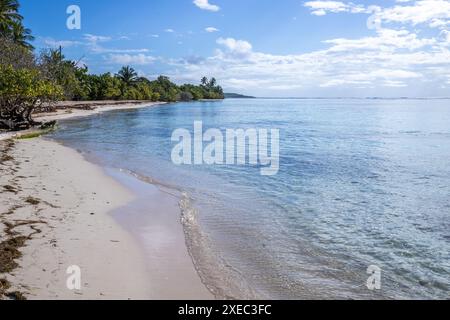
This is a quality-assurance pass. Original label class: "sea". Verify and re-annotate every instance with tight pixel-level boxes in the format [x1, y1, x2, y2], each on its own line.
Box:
[50, 98, 450, 299]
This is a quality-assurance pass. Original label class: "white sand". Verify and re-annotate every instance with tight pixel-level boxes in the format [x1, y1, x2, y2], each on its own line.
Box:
[35, 101, 166, 123]
[0, 102, 213, 300]
[1, 138, 151, 299]
[0, 102, 165, 142]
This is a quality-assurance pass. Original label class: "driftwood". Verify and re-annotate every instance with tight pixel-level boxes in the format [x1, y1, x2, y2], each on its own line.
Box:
[0, 98, 54, 131]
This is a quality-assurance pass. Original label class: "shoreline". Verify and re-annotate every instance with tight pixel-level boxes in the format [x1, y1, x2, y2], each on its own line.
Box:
[35, 101, 167, 123]
[0, 101, 166, 141]
[0, 101, 212, 300]
[106, 168, 212, 299]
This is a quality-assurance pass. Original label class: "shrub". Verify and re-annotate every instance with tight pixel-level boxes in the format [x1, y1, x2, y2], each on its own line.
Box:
[0, 65, 63, 130]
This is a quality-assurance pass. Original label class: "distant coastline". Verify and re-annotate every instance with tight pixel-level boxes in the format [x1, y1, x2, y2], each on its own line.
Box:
[224, 93, 450, 100]
[245, 96, 450, 100]
[224, 93, 256, 99]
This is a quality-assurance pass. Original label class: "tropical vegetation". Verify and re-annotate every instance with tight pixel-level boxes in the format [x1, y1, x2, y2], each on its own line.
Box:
[0, 0, 224, 131]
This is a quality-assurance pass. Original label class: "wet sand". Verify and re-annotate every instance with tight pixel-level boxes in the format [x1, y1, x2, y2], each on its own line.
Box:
[108, 169, 212, 299]
[0, 101, 212, 300]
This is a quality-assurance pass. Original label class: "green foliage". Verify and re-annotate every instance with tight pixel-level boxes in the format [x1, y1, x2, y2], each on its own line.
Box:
[0, 0, 225, 132]
[10, 21, 33, 50]
[0, 36, 35, 69]
[34, 54, 223, 103]
[116, 66, 138, 86]
[39, 49, 87, 100]
[0, 0, 21, 35]
[148, 76, 180, 102]
[0, 0, 33, 49]
[0, 64, 63, 130]
[0, 65, 63, 104]
[198, 77, 224, 99]
[179, 91, 194, 102]
[86, 73, 122, 100]
[180, 84, 203, 100]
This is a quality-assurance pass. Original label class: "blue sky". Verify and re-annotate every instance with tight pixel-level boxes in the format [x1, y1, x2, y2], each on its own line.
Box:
[20, 0, 450, 97]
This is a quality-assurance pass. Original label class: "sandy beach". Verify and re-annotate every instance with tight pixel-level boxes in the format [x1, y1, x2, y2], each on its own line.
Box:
[0, 102, 212, 300]
[0, 101, 166, 141]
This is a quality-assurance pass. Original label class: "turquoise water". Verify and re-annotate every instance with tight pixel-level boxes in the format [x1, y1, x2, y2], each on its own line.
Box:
[51, 99, 450, 299]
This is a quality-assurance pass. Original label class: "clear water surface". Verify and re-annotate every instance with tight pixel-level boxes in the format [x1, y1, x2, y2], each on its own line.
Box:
[50, 99, 450, 299]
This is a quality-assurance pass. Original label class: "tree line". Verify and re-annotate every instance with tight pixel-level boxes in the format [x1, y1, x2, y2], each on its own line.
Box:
[0, 0, 224, 130]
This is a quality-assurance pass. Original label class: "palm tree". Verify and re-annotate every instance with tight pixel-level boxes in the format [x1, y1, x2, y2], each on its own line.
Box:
[209, 77, 217, 88]
[0, 0, 21, 36]
[116, 66, 138, 86]
[201, 76, 208, 86]
[0, 0, 34, 50]
[11, 22, 34, 49]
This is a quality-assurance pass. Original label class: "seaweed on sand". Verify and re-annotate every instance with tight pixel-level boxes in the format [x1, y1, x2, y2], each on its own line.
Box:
[2, 185, 18, 194]
[0, 277, 26, 300]
[0, 219, 46, 299]
[0, 236, 27, 273]
[0, 140, 15, 164]
[25, 196, 40, 205]
[0, 278, 11, 297]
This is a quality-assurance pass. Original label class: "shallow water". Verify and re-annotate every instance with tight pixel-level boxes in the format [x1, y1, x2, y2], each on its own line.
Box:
[51, 99, 450, 299]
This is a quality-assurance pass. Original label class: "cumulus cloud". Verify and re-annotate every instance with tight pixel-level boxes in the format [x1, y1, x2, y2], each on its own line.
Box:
[216, 37, 253, 58]
[53, 1, 450, 96]
[376, 0, 450, 27]
[193, 0, 220, 12]
[164, 30, 450, 96]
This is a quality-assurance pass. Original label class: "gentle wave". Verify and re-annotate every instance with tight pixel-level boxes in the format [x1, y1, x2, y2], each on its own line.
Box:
[118, 168, 260, 299]
[50, 99, 450, 299]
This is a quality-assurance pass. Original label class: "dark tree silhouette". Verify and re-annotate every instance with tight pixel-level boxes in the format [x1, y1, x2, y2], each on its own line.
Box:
[116, 66, 138, 86]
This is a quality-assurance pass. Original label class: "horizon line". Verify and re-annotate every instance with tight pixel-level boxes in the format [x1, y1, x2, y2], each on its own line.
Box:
[231, 96, 450, 100]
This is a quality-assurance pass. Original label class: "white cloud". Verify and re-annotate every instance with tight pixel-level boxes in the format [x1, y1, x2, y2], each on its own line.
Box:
[305, 0, 450, 29]
[304, 1, 367, 16]
[216, 37, 253, 57]
[377, 0, 450, 27]
[106, 53, 156, 65]
[205, 27, 220, 33]
[441, 30, 450, 42]
[65, 2, 449, 96]
[165, 30, 450, 96]
[165, 29, 175, 33]
[40, 35, 149, 54]
[42, 37, 82, 48]
[324, 29, 436, 51]
[83, 34, 112, 43]
[91, 47, 150, 54]
[193, 0, 220, 12]
[305, 1, 349, 13]
[320, 69, 421, 87]
[81, 34, 149, 54]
